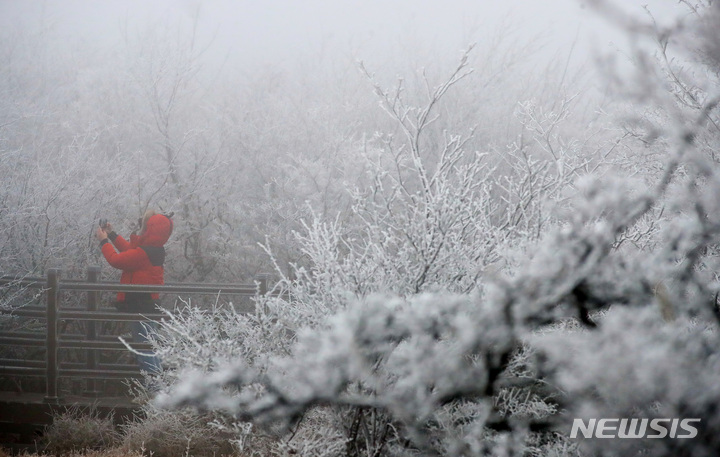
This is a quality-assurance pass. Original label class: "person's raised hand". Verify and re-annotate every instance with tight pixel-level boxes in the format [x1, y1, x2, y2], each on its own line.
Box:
[96, 226, 108, 241]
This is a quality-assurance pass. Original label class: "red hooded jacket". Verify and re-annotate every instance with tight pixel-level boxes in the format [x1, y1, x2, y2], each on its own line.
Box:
[101, 214, 173, 310]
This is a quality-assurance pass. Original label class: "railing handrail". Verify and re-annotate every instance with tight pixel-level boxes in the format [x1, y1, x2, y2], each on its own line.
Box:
[58, 282, 258, 294]
[1, 276, 263, 295]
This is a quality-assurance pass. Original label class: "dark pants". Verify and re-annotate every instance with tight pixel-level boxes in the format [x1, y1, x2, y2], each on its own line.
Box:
[116, 293, 162, 377]
[131, 320, 162, 374]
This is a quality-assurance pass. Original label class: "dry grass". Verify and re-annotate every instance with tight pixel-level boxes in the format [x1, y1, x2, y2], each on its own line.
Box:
[1, 405, 246, 457]
[120, 409, 236, 457]
[0, 449, 142, 457]
[40, 408, 120, 456]
[1, 404, 351, 457]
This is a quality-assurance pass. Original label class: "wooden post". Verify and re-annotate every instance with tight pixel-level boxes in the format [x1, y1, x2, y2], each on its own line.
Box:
[84, 266, 101, 397]
[254, 274, 270, 296]
[44, 269, 60, 404]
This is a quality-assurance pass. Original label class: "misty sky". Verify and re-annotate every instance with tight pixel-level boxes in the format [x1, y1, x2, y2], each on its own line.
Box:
[0, 0, 687, 74]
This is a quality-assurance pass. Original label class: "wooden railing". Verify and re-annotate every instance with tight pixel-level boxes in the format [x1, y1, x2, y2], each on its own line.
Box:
[0, 267, 270, 404]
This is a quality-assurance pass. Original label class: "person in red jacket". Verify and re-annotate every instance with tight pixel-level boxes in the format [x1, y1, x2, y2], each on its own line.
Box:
[96, 210, 173, 375]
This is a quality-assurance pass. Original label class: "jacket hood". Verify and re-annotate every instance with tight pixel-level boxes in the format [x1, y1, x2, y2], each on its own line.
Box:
[139, 214, 173, 247]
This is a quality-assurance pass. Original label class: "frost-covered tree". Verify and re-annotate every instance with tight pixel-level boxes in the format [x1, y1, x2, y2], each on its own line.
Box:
[147, 43, 609, 455]
[156, 2, 720, 457]
[0, 26, 132, 279]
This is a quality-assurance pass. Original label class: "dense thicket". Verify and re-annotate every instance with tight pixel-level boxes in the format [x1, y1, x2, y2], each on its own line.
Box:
[156, 2, 720, 456]
[3, 1, 720, 456]
[0, 9, 602, 285]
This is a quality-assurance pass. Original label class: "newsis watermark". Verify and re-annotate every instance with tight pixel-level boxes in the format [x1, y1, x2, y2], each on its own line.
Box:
[570, 418, 701, 439]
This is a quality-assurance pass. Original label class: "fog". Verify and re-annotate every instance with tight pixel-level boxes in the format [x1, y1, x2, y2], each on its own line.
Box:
[0, 0, 685, 74]
[0, 0, 697, 281]
[3, 2, 720, 455]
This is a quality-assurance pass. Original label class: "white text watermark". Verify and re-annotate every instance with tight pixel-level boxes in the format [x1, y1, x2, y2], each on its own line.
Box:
[570, 418, 701, 439]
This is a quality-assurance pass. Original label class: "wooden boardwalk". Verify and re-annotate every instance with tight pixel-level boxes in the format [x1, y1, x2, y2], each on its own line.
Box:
[0, 267, 269, 451]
